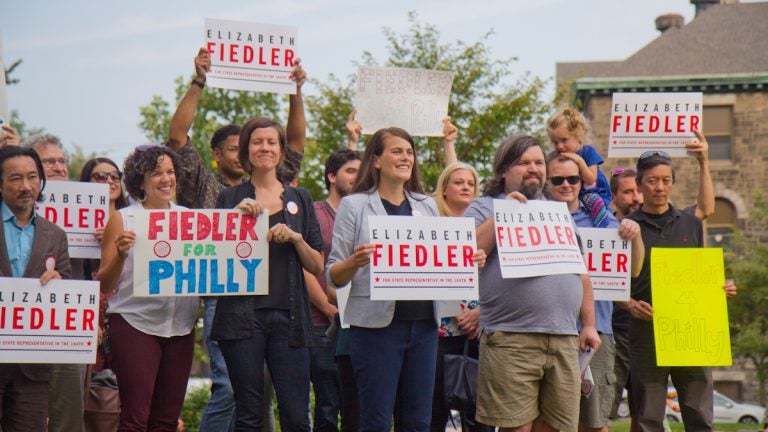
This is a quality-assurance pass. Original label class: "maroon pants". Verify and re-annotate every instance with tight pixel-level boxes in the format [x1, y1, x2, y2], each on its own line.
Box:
[109, 314, 194, 432]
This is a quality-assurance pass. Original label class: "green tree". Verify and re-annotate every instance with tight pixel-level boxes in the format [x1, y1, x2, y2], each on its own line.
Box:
[138, 75, 284, 168]
[66, 144, 100, 180]
[725, 192, 768, 405]
[303, 12, 552, 193]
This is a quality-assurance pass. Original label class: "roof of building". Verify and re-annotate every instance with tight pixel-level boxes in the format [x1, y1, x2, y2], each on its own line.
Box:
[558, 2, 768, 83]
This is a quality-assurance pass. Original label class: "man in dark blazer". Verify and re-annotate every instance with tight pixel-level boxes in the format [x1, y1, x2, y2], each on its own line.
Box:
[0, 145, 71, 431]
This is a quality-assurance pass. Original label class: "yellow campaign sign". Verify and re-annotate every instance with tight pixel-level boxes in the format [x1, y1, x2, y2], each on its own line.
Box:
[650, 248, 731, 366]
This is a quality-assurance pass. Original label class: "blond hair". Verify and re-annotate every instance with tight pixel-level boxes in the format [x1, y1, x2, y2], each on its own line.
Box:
[433, 162, 480, 216]
[546, 108, 589, 145]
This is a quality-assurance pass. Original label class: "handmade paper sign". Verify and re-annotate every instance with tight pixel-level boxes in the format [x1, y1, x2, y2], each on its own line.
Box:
[608, 92, 702, 158]
[368, 215, 479, 300]
[37, 181, 110, 259]
[133, 209, 268, 297]
[205, 18, 297, 94]
[651, 248, 731, 366]
[0, 278, 99, 364]
[355, 66, 455, 136]
[578, 227, 631, 301]
[493, 199, 586, 278]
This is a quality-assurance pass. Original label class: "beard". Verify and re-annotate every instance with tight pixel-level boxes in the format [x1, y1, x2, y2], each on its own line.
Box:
[519, 182, 543, 199]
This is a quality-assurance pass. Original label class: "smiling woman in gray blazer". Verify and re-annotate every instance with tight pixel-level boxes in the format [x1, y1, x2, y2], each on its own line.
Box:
[327, 127, 441, 431]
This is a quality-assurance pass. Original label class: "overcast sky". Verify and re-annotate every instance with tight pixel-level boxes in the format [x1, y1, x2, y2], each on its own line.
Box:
[2, 0, 706, 165]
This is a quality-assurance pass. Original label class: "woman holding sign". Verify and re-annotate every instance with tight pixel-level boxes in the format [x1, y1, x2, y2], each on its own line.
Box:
[328, 127, 485, 431]
[98, 145, 199, 431]
[211, 117, 324, 431]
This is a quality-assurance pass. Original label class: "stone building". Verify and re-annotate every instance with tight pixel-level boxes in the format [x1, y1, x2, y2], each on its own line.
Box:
[557, 0, 768, 402]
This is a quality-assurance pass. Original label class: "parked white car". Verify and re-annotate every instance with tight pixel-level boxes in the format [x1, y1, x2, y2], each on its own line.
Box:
[665, 390, 765, 424]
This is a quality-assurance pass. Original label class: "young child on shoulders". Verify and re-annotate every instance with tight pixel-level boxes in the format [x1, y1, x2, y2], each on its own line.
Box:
[546, 108, 612, 207]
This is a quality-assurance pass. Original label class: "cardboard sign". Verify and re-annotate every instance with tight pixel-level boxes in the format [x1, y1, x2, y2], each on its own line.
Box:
[355, 66, 455, 136]
[608, 92, 703, 158]
[368, 216, 479, 300]
[578, 228, 631, 301]
[37, 181, 110, 259]
[0, 278, 99, 364]
[133, 209, 268, 297]
[651, 248, 731, 366]
[493, 200, 586, 278]
[205, 18, 297, 94]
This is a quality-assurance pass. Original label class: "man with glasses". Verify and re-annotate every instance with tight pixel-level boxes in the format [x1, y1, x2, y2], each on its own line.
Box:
[624, 138, 736, 431]
[546, 153, 644, 432]
[23, 134, 69, 181]
[609, 130, 715, 422]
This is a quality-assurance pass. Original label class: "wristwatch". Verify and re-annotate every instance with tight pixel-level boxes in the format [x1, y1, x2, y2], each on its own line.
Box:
[191, 79, 206, 89]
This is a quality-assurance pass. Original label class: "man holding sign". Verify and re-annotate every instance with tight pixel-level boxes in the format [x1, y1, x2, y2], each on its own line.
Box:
[0, 146, 71, 430]
[546, 153, 644, 432]
[625, 151, 736, 431]
[466, 135, 600, 432]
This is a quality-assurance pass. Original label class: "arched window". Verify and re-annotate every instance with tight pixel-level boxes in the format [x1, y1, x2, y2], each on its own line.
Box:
[706, 198, 736, 247]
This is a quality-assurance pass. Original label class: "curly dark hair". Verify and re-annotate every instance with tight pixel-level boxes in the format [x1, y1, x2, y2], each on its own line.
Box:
[123, 145, 179, 201]
[79, 157, 129, 210]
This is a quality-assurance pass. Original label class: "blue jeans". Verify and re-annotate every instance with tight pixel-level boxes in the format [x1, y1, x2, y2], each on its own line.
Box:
[310, 325, 341, 432]
[220, 308, 310, 432]
[200, 298, 235, 432]
[350, 320, 438, 432]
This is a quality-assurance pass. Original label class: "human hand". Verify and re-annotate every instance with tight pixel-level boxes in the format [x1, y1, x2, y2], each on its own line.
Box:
[94, 227, 105, 243]
[457, 307, 480, 339]
[686, 129, 709, 164]
[628, 299, 654, 320]
[505, 191, 528, 203]
[442, 116, 458, 144]
[290, 57, 307, 89]
[346, 110, 362, 144]
[579, 326, 601, 352]
[236, 198, 266, 217]
[115, 231, 136, 259]
[195, 47, 210, 82]
[472, 249, 486, 268]
[323, 303, 339, 322]
[618, 218, 641, 241]
[0, 125, 21, 147]
[268, 223, 301, 244]
[350, 244, 377, 269]
[724, 278, 737, 298]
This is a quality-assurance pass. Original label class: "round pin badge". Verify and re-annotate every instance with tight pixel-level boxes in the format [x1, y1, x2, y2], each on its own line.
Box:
[287, 201, 299, 215]
[45, 257, 56, 271]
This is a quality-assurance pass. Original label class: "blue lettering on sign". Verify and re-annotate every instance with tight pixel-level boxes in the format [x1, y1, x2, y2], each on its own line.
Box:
[148, 259, 264, 295]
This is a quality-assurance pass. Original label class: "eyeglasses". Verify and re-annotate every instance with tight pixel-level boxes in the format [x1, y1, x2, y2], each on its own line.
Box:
[91, 171, 123, 183]
[611, 168, 636, 177]
[549, 176, 581, 186]
[41, 158, 68, 167]
[638, 151, 671, 162]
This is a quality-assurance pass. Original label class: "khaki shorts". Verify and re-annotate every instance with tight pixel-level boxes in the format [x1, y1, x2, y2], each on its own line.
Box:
[476, 332, 580, 430]
[580, 333, 616, 428]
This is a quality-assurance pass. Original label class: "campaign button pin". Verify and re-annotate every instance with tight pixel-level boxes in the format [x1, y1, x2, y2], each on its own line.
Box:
[287, 201, 299, 215]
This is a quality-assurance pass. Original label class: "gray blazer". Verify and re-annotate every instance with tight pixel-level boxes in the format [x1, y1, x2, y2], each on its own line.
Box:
[0, 205, 72, 382]
[327, 190, 441, 328]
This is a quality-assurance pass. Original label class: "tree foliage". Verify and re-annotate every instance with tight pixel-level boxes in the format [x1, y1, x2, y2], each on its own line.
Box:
[725, 191, 768, 405]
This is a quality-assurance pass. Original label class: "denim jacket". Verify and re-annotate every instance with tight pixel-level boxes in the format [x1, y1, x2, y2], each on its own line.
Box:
[210, 182, 323, 347]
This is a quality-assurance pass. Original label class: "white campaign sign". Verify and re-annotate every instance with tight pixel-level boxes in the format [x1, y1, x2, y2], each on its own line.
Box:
[368, 216, 479, 300]
[205, 18, 298, 94]
[355, 66, 455, 136]
[37, 181, 110, 259]
[577, 228, 631, 301]
[493, 199, 586, 278]
[0, 278, 99, 364]
[133, 209, 269, 297]
[608, 92, 703, 158]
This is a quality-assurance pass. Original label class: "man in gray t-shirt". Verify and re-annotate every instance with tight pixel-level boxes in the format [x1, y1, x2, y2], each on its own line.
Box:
[468, 134, 599, 432]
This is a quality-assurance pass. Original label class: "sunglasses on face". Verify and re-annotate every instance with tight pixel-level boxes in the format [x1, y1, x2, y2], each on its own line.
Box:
[91, 171, 123, 183]
[638, 150, 671, 162]
[549, 176, 581, 186]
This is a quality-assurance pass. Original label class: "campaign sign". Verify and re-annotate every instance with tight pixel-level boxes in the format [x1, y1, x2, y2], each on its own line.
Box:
[205, 18, 297, 95]
[651, 248, 731, 366]
[368, 216, 479, 300]
[355, 66, 455, 136]
[577, 228, 631, 301]
[133, 209, 268, 297]
[493, 200, 586, 278]
[0, 278, 99, 364]
[37, 181, 110, 259]
[608, 92, 702, 158]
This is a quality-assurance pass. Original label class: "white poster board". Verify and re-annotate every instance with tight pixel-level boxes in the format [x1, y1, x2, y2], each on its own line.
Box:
[133, 209, 269, 297]
[355, 66, 455, 136]
[368, 216, 479, 300]
[37, 181, 110, 259]
[608, 92, 703, 158]
[0, 278, 99, 364]
[577, 228, 631, 301]
[493, 199, 586, 278]
[205, 18, 297, 94]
